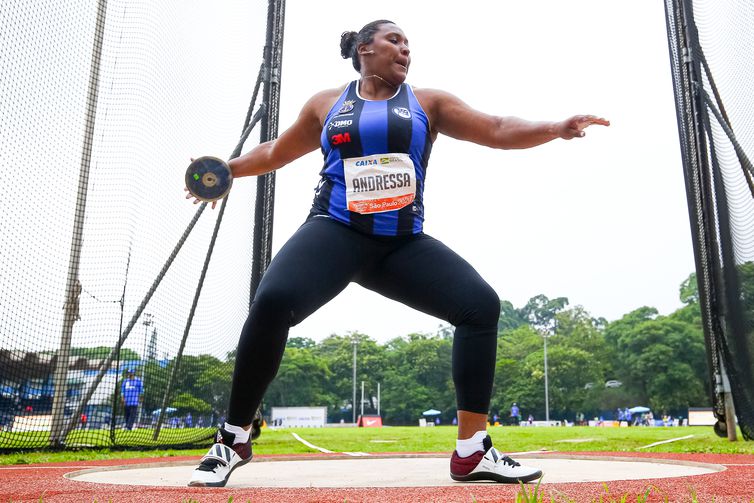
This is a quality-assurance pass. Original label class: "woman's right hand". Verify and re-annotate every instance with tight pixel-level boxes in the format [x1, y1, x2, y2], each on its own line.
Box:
[184, 157, 220, 209]
[184, 187, 219, 209]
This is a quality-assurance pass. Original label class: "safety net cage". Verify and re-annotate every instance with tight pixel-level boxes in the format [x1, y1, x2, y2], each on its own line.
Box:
[665, 0, 754, 440]
[0, 0, 284, 450]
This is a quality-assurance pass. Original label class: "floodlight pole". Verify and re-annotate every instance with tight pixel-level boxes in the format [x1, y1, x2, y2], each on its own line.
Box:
[352, 339, 358, 423]
[139, 313, 152, 425]
[544, 332, 550, 425]
[377, 382, 381, 417]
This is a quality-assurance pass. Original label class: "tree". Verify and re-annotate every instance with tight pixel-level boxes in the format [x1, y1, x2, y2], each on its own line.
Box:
[313, 333, 388, 421]
[491, 325, 542, 419]
[520, 294, 569, 334]
[381, 333, 454, 424]
[287, 337, 317, 349]
[492, 307, 612, 420]
[679, 272, 699, 305]
[549, 306, 613, 417]
[498, 300, 526, 333]
[265, 347, 336, 408]
[172, 392, 211, 415]
[607, 314, 707, 413]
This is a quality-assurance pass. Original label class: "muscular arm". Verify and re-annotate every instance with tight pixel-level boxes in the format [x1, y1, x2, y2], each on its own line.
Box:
[415, 88, 609, 149]
[228, 87, 343, 177]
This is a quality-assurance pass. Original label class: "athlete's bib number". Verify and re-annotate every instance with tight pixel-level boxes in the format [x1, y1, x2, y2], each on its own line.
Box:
[344, 153, 416, 214]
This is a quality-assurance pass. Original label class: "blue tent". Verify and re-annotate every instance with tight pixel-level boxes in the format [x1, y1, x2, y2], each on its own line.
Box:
[151, 407, 177, 415]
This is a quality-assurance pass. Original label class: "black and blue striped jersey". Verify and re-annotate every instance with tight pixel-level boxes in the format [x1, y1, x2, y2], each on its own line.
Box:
[310, 80, 433, 236]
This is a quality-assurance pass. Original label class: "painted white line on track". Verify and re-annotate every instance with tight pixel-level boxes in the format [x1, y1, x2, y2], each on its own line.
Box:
[290, 432, 333, 453]
[290, 432, 370, 456]
[639, 434, 695, 449]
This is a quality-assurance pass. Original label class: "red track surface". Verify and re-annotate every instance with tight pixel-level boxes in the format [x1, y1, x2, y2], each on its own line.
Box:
[1, 451, 753, 502]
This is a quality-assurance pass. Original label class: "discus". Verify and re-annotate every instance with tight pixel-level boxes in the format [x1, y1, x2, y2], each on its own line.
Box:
[185, 156, 233, 202]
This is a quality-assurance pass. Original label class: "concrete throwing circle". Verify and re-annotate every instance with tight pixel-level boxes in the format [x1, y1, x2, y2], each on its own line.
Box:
[66, 454, 725, 488]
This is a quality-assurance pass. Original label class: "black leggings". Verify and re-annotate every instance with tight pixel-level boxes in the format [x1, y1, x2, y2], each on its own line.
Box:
[227, 216, 500, 425]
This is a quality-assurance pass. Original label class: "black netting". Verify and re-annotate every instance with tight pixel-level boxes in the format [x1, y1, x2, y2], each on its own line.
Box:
[665, 0, 754, 440]
[0, 0, 284, 450]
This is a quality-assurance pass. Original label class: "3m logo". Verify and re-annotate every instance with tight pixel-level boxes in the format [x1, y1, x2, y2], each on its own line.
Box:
[331, 132, 352, 146]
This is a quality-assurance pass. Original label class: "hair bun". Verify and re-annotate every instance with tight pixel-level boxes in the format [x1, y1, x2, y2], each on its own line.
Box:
[340, 31, 358, 59]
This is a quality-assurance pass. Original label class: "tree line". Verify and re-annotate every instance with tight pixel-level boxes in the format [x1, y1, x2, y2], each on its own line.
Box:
[151, 272, 714, 425]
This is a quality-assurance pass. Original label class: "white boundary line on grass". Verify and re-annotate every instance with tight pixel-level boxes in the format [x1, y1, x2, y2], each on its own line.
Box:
[290, 432, 370, 456]
[638, 434, 695, 449]
[290, 432, 333, 453]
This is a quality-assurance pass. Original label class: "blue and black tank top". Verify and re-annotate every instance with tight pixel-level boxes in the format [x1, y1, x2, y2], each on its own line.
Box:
[310, 80, 433, 236]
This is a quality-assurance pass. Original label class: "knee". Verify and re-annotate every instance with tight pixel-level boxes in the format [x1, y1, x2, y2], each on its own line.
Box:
[250, 286, 296, 326]
[453, 284, 500, 328]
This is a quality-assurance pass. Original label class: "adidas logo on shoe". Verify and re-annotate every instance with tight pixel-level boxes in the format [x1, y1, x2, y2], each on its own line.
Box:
[188, 427, 252, 487]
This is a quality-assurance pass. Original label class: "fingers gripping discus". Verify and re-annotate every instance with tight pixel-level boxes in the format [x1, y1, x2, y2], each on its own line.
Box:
[185, 156, 233, 202]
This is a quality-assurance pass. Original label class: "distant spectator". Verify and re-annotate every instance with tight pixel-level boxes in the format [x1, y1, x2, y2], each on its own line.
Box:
[510, 403, 520, 425]
[120, 369, 143, 431]
[527, 414, 534, 426]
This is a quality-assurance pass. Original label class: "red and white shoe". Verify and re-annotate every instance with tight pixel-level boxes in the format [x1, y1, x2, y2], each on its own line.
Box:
[188, 428, 252, 487]
[450, 435, 542, 483]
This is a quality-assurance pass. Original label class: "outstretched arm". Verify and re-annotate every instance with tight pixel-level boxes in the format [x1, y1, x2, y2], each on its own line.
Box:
[417, 88, 609, 149]
[227, 92, 326, 178]
[185, 88, 342, 207]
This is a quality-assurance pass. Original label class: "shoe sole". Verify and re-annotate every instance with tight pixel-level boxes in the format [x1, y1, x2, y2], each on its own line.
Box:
[188, 456, 252, 487]
[450, 469, 543, 484]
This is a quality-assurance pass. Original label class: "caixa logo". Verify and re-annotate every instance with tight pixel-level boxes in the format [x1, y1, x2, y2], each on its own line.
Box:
[354, 158, 379, 166]
[392, 107, 411, 119]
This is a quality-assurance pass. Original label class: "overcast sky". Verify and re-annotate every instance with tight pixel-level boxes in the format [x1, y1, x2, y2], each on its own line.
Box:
[0, 1, 696, 355]
[258, 0, 695, 342]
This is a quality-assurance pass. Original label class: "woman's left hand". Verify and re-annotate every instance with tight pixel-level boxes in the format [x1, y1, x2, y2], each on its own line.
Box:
[557, 115, 610, 139]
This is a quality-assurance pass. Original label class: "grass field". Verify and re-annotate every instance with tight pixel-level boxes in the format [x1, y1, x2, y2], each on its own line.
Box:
[1, 425, 751, 465]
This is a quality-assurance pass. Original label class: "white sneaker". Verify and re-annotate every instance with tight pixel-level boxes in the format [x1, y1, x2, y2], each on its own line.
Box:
[450, 435, 542, 483]
[188, 428, 252, 487]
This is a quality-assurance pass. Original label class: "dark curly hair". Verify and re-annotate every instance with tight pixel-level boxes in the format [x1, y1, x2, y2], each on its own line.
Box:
[340, 19, 396, 72]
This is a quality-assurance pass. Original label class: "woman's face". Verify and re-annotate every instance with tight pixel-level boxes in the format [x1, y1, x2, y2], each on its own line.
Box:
[360, 23, 411, 83]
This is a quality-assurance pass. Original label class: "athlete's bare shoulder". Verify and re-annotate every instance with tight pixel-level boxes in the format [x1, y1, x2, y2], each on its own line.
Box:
[412, 86, 457, 110]
[303, 84, 350, 125]
[411, 86, 458, 137]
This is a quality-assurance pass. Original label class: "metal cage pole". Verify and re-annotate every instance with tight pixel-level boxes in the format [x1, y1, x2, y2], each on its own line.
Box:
[50, 0, 108, 448]
[249, 0, 286, 302]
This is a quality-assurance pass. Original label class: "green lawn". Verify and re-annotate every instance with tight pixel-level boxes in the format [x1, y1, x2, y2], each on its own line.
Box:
[1, 425, 751, 465]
